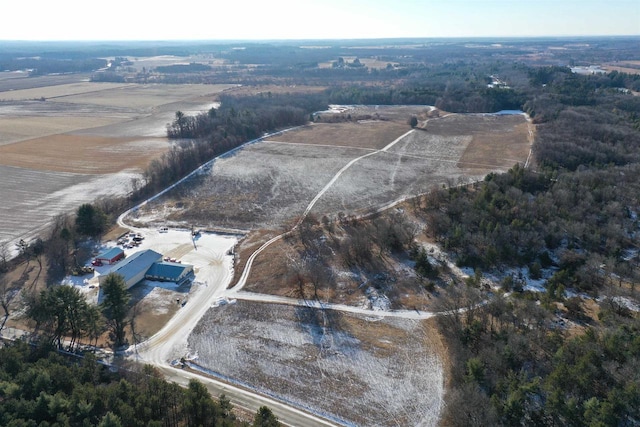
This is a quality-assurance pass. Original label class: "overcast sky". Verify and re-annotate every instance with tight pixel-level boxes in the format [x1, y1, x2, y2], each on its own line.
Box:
[2, 0, 638, 41]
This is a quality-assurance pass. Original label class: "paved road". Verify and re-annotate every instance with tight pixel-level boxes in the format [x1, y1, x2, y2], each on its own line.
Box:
[118, 127, 345, 426]
[157, 364, 338, 427]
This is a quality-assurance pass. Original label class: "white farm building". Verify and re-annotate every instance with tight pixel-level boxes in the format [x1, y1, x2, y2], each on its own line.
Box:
[98, 249, 194, 289]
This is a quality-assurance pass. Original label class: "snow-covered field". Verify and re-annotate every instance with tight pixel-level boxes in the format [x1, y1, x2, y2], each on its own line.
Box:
[0, 79, 231, 254]
[189, 301, 444, 427]
[0, 166, 140, 250]
[134, 111, 527, 232]
[133, 143, 371, 230]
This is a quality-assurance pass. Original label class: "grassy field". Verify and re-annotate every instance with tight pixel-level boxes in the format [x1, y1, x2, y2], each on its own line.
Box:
[132, 107, 530, 313]
[265, 121, 410, 150]
[0, 165, 139, 244]
[132, 142, 368, 230]
[602, 60, 640, 75]
[0, 134, 168, 173]
[46, 83, 233, 109]
[0, 114, 124, 146]
[145, 110, 529, 230]
[189, 301, 444, 426]
[0, 82, 130, 101]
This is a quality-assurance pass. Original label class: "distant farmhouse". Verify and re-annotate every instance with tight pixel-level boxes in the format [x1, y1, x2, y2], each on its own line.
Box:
[98, 249, 194, 289]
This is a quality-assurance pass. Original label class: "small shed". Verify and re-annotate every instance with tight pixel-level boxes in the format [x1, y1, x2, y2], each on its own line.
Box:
[95, 247, 125, 265]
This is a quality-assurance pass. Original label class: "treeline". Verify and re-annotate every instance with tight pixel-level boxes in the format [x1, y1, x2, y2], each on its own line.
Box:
[155, 63, 213, 73]
[0, 58, 107, 75]
[322, 62, 529, 113]
[423, 164, 640, 293]
[141, 92, 326, 195]
[0, 341, 280, 426]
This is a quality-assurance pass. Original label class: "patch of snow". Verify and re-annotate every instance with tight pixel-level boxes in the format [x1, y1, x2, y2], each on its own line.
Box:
[365, 287, 391, 311]
[612, 296, 640, 312]
[622, 248, 638, 261]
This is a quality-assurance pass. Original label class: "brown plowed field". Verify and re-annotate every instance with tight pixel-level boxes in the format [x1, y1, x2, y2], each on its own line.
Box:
[0, 134, 168, 173]
[265, 121, 409, 150]
[0, 78, 234, 247]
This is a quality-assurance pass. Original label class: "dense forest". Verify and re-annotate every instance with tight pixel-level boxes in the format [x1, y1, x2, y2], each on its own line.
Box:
[414, 66, 640, 426]
[0, 341, 283, 427]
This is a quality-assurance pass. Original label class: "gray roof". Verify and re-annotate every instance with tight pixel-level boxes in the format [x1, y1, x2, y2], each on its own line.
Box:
[104, 249, 162, 284]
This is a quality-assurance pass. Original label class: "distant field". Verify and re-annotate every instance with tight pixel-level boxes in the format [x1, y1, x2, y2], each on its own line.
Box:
[47, 83, 234, 109]
[602, 64, 640, 75]
[0, 114, 123, 146]
[128, 55, 226, 71]
[0, 134, 168, 173]
[318, 56, 398, 69]
[265, 121, 410, 150]
[0, 82, 129, 101]
[0, 79, 233, 247]
[0, 72, 92, 93]
[223, 84, 327, 97]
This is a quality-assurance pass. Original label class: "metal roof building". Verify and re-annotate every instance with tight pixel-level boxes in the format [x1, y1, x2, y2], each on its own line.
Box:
[99, 249, 163, 289]
[146, 261, 194, 285]
[98, 249, 195, 289]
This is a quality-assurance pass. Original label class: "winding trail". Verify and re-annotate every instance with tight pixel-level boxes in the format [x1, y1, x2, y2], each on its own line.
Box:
[117, 110, 520, 425]
[232, 291, 436, 319]
[229, 129, 415, 293]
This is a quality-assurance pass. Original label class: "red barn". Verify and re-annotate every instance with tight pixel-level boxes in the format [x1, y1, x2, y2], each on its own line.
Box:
[94, 247, 125, 265]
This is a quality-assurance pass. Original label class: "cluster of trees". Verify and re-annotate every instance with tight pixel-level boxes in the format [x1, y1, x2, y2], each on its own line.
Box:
[141, 92, 326, 196]
[283, 211, 423, 304]
[423, 163, 640, 293]
[26, 273, 129, 351]
[0, 58, 107, 75]
[0, 341, 280, 426]
[40, 203, 110, 282]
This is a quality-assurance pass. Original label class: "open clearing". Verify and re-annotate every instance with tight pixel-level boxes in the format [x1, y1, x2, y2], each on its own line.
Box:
[0, 165, 141, 244]
[265, 121, 410, 150]
[130, 143, 371, 231]
[137, 108, 530, 232]
[189, 301, 444, 427]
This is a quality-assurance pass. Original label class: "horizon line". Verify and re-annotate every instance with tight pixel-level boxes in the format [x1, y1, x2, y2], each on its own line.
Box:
[1, 34, 639, 43]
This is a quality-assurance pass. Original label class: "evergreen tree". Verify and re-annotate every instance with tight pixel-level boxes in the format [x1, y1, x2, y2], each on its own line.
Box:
[75, 203, 107, 237]
[100, 273, 130, 348]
